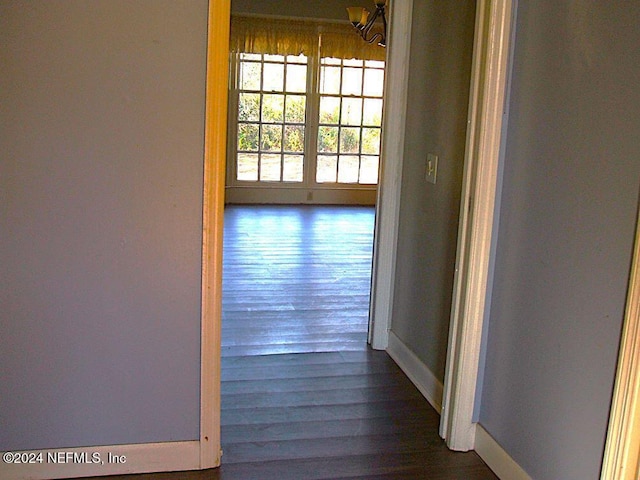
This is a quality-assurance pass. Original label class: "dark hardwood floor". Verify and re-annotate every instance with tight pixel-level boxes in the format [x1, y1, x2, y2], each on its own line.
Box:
[218, 350, 497, 480]
[72, 205, 497, 480]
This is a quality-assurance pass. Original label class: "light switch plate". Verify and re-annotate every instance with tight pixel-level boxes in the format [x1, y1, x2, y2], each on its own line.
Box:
[426, 153, 438, 184]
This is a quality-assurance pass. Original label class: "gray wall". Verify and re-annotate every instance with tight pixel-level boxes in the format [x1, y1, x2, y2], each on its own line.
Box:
[0, 0, 208, 450]
[232, 0, 355, 21]
[479, 1, 640, 479]
[390, 0, 476, 379]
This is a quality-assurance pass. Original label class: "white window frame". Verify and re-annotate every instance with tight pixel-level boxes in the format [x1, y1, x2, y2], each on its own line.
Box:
[315, 57, 385, 186]
[230, 52, 310, 184]
[225, 35, 384, 205]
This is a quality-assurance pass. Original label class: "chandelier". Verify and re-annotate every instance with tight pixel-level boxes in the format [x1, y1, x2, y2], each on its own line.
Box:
[346, 0, 388, 47]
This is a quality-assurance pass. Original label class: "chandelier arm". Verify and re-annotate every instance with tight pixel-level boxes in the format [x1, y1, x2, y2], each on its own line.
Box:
[349, 3, 387, 47]
[362, 31, 385, 45]
[361, 5, 383, 36]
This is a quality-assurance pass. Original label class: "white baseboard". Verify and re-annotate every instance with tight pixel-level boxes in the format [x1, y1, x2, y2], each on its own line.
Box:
[0, 440, 201, 480]
[386, 331, 444, 413]
[475, 425, 532, 480]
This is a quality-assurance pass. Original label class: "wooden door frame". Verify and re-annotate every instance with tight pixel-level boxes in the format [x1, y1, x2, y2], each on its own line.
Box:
[601, 203, 640, 480]
[368, 0, 413, 349]
[200, 0, 230, 468]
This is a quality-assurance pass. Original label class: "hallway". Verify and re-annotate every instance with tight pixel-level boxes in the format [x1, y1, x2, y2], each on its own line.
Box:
[219, 205, 497, 479]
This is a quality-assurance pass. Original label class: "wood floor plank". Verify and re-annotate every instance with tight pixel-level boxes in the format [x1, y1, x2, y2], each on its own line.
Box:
[222, 385, 425, 410]
[222, 341, 369, 357]
[221, 431, 449, 464]
[218, 451, 497, 480]
[222, 350, 390, 368]
[221, 360, 408, 382]
[221, 415, 439, 444]
[221, 373, 412, 395]
[221, 399, 439, 427]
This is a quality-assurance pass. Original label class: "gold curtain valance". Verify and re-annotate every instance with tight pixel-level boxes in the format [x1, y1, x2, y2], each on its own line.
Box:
[229, 16, 318, 57]
[229, 15, 386, 62]
[319, 23, 386, 62]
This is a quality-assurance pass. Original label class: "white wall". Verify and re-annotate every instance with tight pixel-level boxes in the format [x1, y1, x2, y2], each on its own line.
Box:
[0, 0, 208, 450]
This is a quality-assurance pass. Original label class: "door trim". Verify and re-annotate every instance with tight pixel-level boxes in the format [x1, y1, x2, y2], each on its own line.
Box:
[601, 203, 640, 480]
[368, 0, 515, 449]
[200, 0, 230, 468]
[368, 0, 414, 349]
[439, 0, 515, 451]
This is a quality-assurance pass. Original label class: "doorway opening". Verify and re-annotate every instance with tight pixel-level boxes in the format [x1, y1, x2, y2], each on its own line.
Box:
[218, 9, 388, 470]
[202, 0, 517, 472]
[221, 13, 386, 355]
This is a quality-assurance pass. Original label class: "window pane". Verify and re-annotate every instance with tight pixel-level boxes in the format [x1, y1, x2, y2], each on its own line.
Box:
[360, 155, 379, 184]
[284, 125, 305, 152]
[263, 62, 284, 91]
[285, 95, 306, 123]
[320, 66, 341, 95]
[318, 126, 338, 153]
[264, 54, 285, 62]
[283, 155, 303, 182]
[363, 68, 384, 97]
[286, 64, 307, 93]
[237, 123, 259, 151]
[363, 98, 383, 126]
[316, 155, 337, 183]
[342, 68, 363, 95]
[365, 60, 385, 68]
[261, 125, 282, 151]
[237, 153, 258, 181]
[362, 128, 380, 154]
[239, 61, 261, 90]
[341, 98, 363, 125]
[338, 155, 360, 183]
[262, 94, 284, 122]
[238, 93, 260, 121]
[240, 53, 261, 61]
[340, 127, 360, 154]
[287, 54, 307, 64]
[319, 97, 340, 124]
[322, 57, 341, 65]
[260, 154, 281, 181]
[344, 59, 364, 67]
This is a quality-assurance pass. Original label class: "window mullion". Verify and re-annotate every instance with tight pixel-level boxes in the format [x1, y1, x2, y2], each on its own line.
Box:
[257, 55, 265, 182]
[305, 41, 321, 188]
[227, 53, 240, 187]
[336, 60, 346, 184]
[280, 58, 287, 182]
[358, 91, 366, 183]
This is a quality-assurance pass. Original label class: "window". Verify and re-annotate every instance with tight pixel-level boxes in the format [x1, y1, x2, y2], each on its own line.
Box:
[236, 53, 308, 183]
[317, 57, 384, 184]
[228, 16, 385, 194]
